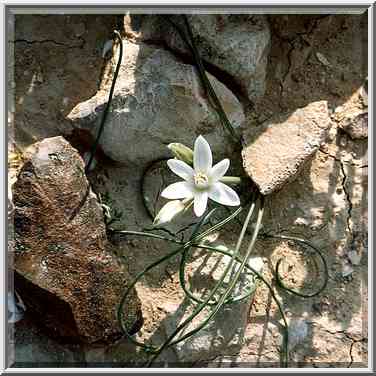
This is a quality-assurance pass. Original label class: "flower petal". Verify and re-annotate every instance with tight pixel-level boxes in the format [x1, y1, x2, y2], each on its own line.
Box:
[167, 159, 194, 181]
[161, 181, 194, 199]
[194, 135, 212, 173]
[194, 190, 208, 217]
[209, 182, 240, 206]
[210, 158, 230, 182]
[153, 200, 186, 226]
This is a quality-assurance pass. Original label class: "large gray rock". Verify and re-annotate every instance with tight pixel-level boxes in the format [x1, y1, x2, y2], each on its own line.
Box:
[242, 101, 331, 195]
[124, 14, 271, 101]
[12, 136, 141, 343]
[68, 40, 245, 166]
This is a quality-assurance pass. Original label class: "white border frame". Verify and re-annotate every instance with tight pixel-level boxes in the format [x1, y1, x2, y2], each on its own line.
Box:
[1, 1, 373, 373]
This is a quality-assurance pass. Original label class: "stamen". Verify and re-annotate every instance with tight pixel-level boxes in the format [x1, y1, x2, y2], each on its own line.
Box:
[194, 172, 209, 189]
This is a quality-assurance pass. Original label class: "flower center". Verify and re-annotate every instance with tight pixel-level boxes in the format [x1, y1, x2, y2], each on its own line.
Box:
[194, 172, 210, 190]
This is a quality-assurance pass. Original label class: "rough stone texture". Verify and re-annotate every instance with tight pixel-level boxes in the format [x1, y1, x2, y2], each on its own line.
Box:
[124, 14, 271, 101]
[67, 40, 245, 166]
[11, 15, 119, 149]
[337, 110, 368, 140]
[241, 101, 331, 195]
[330, 83, 368, 141]
[12, 136, 141, 343]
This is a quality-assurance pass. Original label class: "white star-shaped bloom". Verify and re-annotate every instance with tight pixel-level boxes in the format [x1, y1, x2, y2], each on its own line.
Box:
[161, 135, 240, 217]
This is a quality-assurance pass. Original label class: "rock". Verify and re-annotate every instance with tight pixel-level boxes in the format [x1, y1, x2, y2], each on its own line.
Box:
[338, 111, 368, 140]
[161, 252, 263, 362]
[124, 14, 271, 101]
[12, 15, 119, 149]
[12, 136, 141, 343]
[348, 250, 362, 266]
[68, 40, 245, 166]
[288, 318, 309, 351]
[242, 100, 331, 195]
[341, 261, 354, 278]
[316, 52, 331, 67]
[10, 316, 85, 366]
[69, 42, 244, 165]
[350, 340, 368, 366]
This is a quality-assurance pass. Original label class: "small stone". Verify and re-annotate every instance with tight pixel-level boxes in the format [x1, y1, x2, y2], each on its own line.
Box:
[316, 52, 331, 67]
[348, 250, 362, 266]
[338, 111, 368, 140]
[294, 217, 309, 226]
[242, 101, 331, 195]
[342, 262, 354, 277]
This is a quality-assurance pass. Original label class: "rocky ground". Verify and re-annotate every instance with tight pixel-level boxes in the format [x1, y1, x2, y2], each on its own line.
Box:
[8, 12, 367, 367]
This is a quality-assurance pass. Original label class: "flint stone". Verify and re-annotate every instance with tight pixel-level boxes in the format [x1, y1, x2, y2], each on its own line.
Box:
[68, 41, 245, 166]
[124, 14, 271, 101]
[242, 101, 331, 195]
[12, 136, 141, 343]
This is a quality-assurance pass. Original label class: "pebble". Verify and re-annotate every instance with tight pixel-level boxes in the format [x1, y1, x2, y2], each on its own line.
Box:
[316, 52, 331, 67]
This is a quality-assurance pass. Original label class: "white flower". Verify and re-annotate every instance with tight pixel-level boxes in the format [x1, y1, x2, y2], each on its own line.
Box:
[161, 135, 240, 217]
[153, 199, 191, 227]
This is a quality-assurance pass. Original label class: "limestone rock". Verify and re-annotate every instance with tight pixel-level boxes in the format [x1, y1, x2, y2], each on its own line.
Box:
[68, 40, 245, 166]
[124, 14, 271, 101]
[12, 136, 141, 343]
[338, 111, 368, 140]
[242, 101, 331, 195]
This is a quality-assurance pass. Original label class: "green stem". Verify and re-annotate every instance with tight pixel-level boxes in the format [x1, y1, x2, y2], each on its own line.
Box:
[166, 16, 240, 145]
[182, 16, 240, 144]
[179, 199, 255, 306]
[111, 229, 177, 244]
[146, 200, 256, 366]
[117, 206, 243, 351]
[174, 197, 265, 347]
[85, 30, 123, 173]
[266, 234, 329, 298]
[117, 243, 185, 351]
